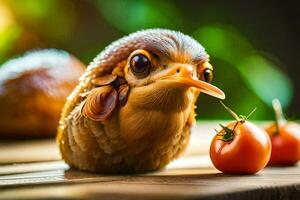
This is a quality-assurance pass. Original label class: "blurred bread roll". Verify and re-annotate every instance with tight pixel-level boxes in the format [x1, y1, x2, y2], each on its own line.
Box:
[0, 49, 85, 138]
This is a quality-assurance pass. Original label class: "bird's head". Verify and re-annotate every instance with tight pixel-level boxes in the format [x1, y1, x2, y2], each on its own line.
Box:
[123, 48, 224, 111]
[81, 29, 225, 121]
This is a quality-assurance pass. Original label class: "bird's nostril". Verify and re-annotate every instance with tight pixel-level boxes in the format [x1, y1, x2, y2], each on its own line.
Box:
[176, 69, 180, 73]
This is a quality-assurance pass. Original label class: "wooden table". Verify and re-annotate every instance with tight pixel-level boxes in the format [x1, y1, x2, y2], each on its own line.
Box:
[1, 121, 300, 200]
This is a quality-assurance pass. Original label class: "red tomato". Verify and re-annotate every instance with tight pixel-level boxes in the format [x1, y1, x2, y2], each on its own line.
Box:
[266, 122, 300, 166]
[210, 121, 272, 174]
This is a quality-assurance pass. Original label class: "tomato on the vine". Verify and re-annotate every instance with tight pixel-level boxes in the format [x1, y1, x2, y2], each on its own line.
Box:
[266, 99, 300, 166]
[210, 102, 271, 174]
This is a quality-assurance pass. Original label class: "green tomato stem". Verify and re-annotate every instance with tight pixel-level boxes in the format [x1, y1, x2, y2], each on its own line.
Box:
[220, 101, 240, 122]
[218, 101, 257, 142]
[272, 99, 286, 135]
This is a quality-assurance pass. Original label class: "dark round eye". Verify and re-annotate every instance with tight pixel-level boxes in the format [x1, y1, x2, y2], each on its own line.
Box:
[203, 68, 213, 83]
[130, 54, 151, 78]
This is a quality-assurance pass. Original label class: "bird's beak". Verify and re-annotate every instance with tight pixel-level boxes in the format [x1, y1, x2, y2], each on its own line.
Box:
[157, 63, 225, 99]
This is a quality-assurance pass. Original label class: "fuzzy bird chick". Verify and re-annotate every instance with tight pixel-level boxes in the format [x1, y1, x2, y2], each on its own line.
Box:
[57, 29, 225, 173]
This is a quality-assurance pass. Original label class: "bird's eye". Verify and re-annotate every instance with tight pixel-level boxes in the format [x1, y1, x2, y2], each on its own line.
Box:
[130, 53, 151, 78]
[202, 68, 213, 83]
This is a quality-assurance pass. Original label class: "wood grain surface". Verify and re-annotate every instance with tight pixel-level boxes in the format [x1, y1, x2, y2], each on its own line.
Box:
[1, 121, 300, 200]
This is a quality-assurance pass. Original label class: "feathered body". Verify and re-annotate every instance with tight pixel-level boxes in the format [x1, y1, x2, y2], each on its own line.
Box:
[57, 29, 222, 173]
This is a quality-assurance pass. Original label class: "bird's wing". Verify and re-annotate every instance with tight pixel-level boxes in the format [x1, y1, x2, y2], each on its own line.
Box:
[58, 101, 125, 171]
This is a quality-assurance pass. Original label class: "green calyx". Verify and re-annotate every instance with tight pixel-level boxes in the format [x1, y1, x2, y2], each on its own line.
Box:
[216, 101, 257, 142]
[217, 124, 235, 142]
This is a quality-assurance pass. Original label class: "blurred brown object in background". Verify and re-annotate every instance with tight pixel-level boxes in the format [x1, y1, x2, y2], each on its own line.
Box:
[0, 49, 85, 139]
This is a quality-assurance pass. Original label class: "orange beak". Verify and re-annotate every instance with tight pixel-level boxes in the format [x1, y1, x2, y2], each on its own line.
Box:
[157, 63, 225, 99]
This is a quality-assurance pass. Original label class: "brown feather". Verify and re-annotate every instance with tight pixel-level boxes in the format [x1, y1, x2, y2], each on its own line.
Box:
[82, 86, 118, 122]
[113, 77, 127, 87]
[92, 74, 117, 86]
[117, 84, 130, 106]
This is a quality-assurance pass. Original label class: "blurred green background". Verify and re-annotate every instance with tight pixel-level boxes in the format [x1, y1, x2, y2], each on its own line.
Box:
[0, 0, 299, 120]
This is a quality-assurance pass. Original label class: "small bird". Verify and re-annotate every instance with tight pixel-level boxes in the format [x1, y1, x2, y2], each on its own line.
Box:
[57, 29, 225, 173]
